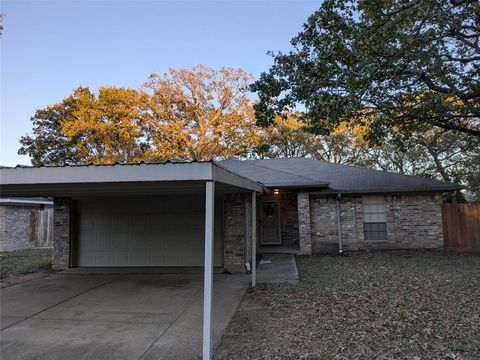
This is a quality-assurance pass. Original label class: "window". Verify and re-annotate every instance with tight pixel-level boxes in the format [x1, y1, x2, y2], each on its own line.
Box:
[363, 196, 387, 240]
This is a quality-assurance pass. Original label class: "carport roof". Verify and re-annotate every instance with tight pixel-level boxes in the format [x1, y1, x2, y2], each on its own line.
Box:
[0, 161, 264, 197]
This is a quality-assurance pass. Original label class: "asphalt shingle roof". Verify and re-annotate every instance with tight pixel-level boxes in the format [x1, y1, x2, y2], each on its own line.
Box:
[218, 159, 328, 188]
[219, 158, 463, 193]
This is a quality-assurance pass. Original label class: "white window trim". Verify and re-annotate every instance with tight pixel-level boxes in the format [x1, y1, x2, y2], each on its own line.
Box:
[363, 196, 388, 241]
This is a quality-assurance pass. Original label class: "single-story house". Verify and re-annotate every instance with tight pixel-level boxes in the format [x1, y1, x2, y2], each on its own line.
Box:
[0, 157, 462, 359]
[0, 197, 53, 251]
[0, 157, 464, 270]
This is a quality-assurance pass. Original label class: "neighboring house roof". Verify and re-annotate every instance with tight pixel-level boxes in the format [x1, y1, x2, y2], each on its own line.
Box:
[0, 197, 53, 206]
[219, 158, 464, 193]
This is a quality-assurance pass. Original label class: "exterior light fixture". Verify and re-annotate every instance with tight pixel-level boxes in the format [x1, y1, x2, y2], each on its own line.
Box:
[273, 189, 280, 195]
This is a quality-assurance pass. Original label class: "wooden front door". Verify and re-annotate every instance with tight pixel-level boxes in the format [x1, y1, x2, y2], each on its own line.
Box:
[260, 201, 281, 245]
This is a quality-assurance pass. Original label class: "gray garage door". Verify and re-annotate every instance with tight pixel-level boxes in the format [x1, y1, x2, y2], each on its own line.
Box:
[75, 195, 223, 267]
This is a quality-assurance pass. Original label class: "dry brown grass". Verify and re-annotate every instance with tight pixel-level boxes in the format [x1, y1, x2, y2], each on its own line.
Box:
[215, 251, 480, 360]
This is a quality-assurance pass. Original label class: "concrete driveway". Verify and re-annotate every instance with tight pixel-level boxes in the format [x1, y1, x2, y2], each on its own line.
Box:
[0, 272, 249, 360]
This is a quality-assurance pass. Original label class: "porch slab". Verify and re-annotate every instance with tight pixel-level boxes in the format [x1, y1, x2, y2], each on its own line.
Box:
[256, 254, 299, 284]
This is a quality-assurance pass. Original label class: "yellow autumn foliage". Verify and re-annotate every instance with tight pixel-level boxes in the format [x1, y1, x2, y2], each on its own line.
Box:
[144, 65, 257, 161]
[46, 65, 376, 165]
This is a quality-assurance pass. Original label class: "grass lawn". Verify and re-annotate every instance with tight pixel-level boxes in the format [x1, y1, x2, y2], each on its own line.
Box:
[215, 251, 480, 359]
[0, 248, 52, 279]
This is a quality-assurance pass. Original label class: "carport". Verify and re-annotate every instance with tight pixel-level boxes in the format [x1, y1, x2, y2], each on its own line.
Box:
[0, 161, 263, 359]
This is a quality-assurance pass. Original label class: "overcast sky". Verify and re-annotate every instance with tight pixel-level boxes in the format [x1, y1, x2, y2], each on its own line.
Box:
[0, 0, 320, 166]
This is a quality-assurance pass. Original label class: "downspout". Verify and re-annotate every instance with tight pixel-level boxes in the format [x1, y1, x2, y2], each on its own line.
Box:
[251, 191, 257, 287]
[336, 193, 343, 254]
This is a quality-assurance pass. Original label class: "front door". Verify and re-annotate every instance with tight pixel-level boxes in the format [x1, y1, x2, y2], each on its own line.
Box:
[260, 201, 281, 245]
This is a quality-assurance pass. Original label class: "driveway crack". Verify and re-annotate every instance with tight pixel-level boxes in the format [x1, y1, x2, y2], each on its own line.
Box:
[0, 276, 117, 331]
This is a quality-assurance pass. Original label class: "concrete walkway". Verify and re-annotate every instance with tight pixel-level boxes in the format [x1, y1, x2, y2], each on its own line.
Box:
[256, 254, 299, 284]
[0, 272, 249, 360]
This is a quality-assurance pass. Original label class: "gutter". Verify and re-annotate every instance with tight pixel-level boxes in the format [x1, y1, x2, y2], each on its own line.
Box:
[335, 193, 343, 254]
[308, 187, 464, 195]
[0, 198, 53, 206]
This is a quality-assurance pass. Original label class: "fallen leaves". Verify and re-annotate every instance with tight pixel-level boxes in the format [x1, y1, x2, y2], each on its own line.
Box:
[214, 251, 480, 360]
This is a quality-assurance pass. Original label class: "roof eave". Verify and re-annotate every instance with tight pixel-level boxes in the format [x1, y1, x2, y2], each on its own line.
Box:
[263, 183, 329, 189]
[212, 163, 264, 193]
[310, 186, 464, 195]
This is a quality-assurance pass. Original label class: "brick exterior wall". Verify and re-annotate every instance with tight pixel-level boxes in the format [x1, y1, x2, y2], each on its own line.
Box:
[0, 205, 53, 251]
[0, 205, 32, 251]
[47, 192, 443, 270]
[384, 194, 444, 248]
[52, 198, 72, 269]
[223, 193, 248, 273]
[310, 196, 340, 253]
[310, 193, 444, 253]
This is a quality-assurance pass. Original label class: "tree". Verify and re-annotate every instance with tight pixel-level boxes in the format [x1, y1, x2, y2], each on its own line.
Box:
[19, 91, 84, 166]
[60, 87, 151, 164]
[19, 87, 151, 165]
[308, 121, 371, 164]
[255, 112, 370, 164]
[360, 126, 480, 198]
[144, 65, 257, 160]
[0, 14, 4, 37]
[254, 113, 313, 158]
[252, 0, 480, 138]
[19, 66, 258, 165]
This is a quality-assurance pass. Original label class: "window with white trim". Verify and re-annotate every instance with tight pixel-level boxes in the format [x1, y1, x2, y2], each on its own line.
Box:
[363, 196, 387, 240]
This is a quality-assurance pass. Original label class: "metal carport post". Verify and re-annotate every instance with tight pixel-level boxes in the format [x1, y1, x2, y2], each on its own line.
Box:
[203, 186, 259, 359]
[251, 191, 257, 287]
[203, 180, 215, 360]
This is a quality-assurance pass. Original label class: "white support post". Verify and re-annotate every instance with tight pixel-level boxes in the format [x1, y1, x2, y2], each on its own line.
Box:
[203, 181, 215, 360]
[251, 191, 257, 287]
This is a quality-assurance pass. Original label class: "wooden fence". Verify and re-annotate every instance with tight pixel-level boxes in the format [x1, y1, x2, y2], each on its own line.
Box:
[30, 209, 53, 248]
[442, 203, 480, 251]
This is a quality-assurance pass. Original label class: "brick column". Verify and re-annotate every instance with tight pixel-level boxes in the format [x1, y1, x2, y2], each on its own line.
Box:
[223, 194, 246, 273]
[297, 191, 312, 255]
[52, 197, 71, 269]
